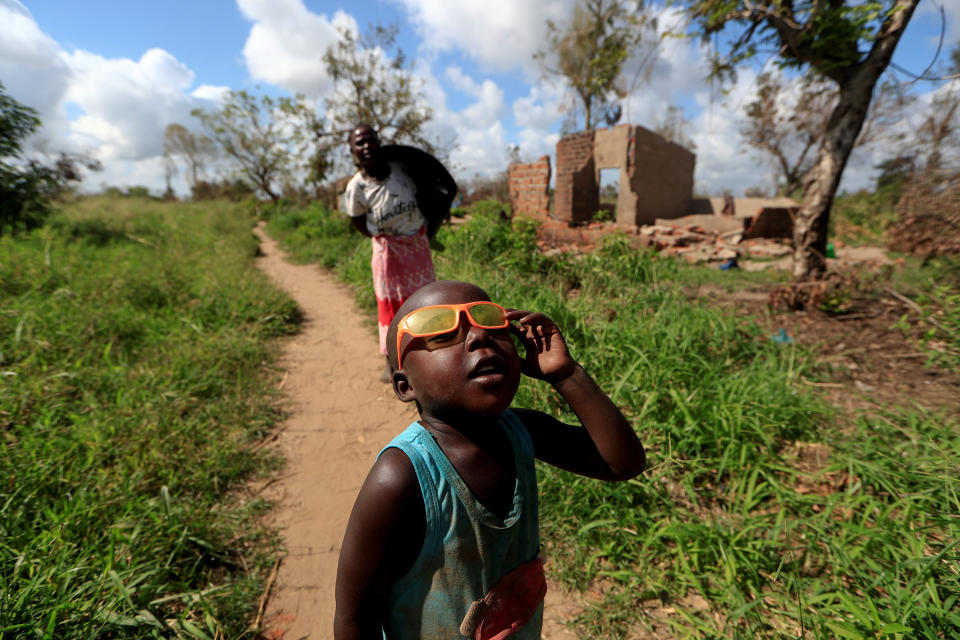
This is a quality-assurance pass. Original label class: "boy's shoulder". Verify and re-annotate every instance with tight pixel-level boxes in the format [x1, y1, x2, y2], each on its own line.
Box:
[368, 446, 420, 496]
[350, 445, 425, 549]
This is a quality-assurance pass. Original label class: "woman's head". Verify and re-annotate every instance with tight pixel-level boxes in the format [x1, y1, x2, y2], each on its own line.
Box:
[349, 125, 380, 169]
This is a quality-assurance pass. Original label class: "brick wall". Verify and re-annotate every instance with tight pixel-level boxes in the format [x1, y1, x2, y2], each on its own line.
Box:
[508, 156, 551, 216]
[554, 131, 597, 223]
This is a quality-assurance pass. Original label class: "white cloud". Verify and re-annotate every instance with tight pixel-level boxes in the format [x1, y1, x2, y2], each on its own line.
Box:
[0, 2, 223, 196]
[392, 0, 573, 73]
[511, 81, 566, 164]
[191, 85, 231, 102]
[237, 0, 355, 96]
[512, 82, 565, 132]
[406, 63, 506, 180]
[444, 67, 506, 127]
[448, 121, 510, 180]
[62, 48, 203, 160]
[0, 0, 71, 120]
[444, 66, 479, 96]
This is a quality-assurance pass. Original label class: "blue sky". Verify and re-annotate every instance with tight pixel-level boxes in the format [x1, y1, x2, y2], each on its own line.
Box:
[3, 0, 957, 197]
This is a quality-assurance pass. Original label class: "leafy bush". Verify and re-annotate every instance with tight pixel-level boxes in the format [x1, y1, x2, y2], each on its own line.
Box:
[1, 84, 100, 235]
[192, 178, 257, 201]
[830, 189, 900, 243]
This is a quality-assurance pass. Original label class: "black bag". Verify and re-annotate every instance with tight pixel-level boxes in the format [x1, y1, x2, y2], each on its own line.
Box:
[381, 145, 457, 239]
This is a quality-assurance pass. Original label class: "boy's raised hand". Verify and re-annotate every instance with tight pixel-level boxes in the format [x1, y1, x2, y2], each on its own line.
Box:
[506, 309, 577, 384]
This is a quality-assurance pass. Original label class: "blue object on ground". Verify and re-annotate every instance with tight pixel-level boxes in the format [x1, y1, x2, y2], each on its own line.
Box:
[771, 328, 794, 344]
[719, 258, 739, 270]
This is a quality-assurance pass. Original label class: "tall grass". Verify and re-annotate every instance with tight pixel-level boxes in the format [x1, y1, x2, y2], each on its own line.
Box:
[1, 196, 300, 638]
[268, 202, 960, 639]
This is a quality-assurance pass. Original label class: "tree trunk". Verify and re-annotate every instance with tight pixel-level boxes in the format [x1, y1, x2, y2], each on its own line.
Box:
[791, 0, 919, 280]
[791, 82, 868, 279]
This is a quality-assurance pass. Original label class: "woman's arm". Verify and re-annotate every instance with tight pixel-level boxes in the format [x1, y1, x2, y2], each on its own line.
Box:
[343, 178, 372, 238]
[349, 214, 372, 237]
[507, 310, 645, 481]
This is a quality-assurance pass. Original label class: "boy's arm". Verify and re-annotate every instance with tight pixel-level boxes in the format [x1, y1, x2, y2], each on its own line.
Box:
[507, 310, 645, 481]
[334, 448, 425, 640]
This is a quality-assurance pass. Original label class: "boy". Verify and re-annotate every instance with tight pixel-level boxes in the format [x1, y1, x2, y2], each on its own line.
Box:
[334, 280, 645, 639]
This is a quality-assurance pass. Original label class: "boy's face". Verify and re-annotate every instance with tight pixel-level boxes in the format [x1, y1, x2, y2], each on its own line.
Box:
[394, 282, 522, 419]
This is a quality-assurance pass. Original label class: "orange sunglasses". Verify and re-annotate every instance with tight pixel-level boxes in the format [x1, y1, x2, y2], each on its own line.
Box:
[395, 301, 509, 368]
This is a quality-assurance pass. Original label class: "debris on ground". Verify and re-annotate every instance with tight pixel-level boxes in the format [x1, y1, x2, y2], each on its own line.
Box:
[518, 209, 893, 271]
[886, 175, 960, 258]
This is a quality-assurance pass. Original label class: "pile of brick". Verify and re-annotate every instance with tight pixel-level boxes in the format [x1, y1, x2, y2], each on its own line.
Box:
[637, 223, 791, 265]
[525, 210, 792, 267]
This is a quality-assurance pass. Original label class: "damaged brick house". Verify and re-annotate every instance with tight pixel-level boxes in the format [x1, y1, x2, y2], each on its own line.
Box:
[508, 123, 695, 225]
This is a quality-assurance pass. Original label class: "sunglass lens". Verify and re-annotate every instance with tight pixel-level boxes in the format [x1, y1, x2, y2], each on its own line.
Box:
[469, 303, 506, 327]
[406, 307, 457, 335]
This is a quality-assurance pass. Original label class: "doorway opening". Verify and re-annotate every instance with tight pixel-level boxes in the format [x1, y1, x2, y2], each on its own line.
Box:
[597, 168, 620, 222]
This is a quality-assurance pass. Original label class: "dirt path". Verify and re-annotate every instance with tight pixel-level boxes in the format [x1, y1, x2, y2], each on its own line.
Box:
[253, 225, 579, 639]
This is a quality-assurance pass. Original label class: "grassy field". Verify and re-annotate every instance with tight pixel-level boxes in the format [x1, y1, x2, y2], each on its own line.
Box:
[3, 195, 956, 639]
[268, 202, 959, 639]
[1, 196, 300, 638]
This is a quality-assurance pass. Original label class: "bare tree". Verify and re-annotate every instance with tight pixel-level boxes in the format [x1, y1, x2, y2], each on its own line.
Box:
[742, 71, 906, 197]
[163, 123, 216, 191]
[911, 45, 960, 175]
[323, 23, 434, 149]
[162, 151, 177, 199]
[535, 0, 654, 131]
[682, 0, 922, 280]
[191, 91, 300, 202]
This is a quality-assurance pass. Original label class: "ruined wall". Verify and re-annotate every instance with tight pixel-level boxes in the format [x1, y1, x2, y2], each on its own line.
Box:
[507, 156, 551, 216]
[555, 125, 695, 226]
[628, 127, 695, 225]
[554, 131, 597, 224]
[593, 125, 634, 224]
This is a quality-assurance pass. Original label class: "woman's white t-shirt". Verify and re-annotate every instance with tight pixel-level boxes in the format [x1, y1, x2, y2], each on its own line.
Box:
[343, 162, 426, 237]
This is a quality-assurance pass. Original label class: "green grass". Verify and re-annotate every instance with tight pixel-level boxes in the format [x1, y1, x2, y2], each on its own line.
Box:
[1, 195, 300, 638]
[886, 255, 960, 372]
[830, 189, 900, 245]
[268, 201, 960, 639]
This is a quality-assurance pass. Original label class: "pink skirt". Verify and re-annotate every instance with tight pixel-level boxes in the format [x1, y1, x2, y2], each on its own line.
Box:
[371, 227, 435, 355]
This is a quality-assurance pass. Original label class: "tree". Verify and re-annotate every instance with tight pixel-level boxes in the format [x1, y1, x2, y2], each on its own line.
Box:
[1, 83, 99, 234]
[910, 44, 960, 176]
[743, 71, 906, 197]
[191, 90, 300, 202]
[682, 0, 921, 281]
[535, 0, 653, 131]
[162, 151, 177, 199]
[277, 97, 337, 191]
[742, 72, 831, 197]
[163, 123, 216, 191]
[322, 23, 434, 149]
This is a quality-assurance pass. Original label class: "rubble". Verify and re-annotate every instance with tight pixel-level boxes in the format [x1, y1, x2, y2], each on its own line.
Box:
[886, 175, 960, 258]
[519, 198, 891, 271]
[645, 222, 794, 267]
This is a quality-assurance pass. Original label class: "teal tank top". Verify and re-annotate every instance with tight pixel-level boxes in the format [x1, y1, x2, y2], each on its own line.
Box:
[378, 410, 543, 639]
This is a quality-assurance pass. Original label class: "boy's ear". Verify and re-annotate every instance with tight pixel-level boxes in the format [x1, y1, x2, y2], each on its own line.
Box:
[392, 369, 417, 404]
